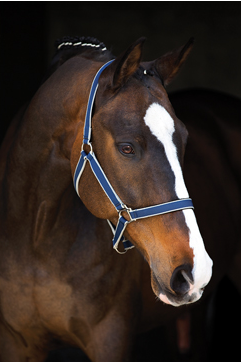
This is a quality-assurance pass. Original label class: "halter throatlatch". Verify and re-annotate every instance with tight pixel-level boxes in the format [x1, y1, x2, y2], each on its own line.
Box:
[73, 60, 194, 254]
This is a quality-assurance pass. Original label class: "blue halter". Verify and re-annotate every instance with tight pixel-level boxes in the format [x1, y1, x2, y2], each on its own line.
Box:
[73, 60, 194, 253]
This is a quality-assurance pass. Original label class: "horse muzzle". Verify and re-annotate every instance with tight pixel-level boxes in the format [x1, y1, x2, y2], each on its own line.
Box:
[151, 260, 212, 307]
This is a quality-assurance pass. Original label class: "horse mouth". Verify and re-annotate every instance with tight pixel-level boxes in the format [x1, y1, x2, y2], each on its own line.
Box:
[151, 270, 199, 307]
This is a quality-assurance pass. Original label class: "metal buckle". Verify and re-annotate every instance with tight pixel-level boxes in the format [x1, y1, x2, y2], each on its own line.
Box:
[119, 205, 135, 223]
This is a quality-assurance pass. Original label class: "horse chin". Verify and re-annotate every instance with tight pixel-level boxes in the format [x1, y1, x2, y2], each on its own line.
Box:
[158, 291, 201, 307]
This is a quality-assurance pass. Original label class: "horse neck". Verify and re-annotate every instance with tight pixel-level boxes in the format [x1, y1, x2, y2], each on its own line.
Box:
[0, 56, 105, 247]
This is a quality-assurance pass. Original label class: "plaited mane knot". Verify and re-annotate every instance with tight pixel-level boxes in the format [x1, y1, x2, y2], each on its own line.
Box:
[55, 36, 107, 52]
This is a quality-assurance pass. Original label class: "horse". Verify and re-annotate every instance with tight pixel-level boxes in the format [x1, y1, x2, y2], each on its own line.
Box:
[0, 35, 215, 362]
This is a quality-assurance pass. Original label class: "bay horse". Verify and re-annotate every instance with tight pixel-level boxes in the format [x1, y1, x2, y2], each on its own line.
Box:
[45, 87, 241, 361]
[0, 36, 214, 361]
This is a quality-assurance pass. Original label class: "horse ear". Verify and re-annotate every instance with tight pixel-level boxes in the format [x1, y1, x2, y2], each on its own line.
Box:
[110, 37, 146, 89]
[155, 38, 194, 86]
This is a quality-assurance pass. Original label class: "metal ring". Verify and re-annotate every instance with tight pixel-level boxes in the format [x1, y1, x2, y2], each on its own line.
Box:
[81, 142, 93, 154]
[119, 206, 135, 223]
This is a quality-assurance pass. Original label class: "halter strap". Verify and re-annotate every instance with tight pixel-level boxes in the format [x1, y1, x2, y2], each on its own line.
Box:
[83, 60, 114, 146]
[73, 60, 194, 254]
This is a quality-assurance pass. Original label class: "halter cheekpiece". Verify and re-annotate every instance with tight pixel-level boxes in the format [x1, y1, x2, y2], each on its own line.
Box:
[73, 60, 194, 254]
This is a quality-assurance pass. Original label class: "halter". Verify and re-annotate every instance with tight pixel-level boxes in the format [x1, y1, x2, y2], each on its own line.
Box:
[73, 60, 194, 254]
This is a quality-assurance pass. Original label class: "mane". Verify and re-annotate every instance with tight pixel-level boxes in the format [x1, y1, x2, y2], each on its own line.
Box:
[42, 36, 113, 82]
[55, 35, 108, 53]
[42, 36, 156, 87]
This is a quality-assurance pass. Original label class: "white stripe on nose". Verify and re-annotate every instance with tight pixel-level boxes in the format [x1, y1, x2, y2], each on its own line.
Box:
[144, 103, 212, 300]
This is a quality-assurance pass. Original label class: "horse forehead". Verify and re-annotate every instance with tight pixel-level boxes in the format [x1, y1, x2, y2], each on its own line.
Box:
[143, 102, 177, 141]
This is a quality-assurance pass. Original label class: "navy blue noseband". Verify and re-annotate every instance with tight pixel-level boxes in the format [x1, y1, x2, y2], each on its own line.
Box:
[73, 60, 194, 253]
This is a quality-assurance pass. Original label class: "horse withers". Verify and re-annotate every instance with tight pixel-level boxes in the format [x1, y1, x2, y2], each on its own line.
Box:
[0, 37, 212, 361]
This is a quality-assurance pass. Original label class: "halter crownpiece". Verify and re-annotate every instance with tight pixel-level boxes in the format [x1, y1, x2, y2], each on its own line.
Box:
[73, 60, 194, 254]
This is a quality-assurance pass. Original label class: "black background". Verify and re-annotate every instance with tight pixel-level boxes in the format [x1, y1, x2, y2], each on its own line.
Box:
[0, 2, 241, 361]
[1, 2, 241, 132]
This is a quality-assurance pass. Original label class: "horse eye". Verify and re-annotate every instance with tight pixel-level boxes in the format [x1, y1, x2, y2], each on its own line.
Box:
[119, 144, 135, 156]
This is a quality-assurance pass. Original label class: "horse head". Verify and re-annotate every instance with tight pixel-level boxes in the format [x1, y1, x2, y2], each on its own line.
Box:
[71, 38, 213, 307]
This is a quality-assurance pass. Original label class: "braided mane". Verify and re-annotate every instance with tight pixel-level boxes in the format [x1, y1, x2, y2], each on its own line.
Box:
[55, 36, 107, 52]
[43, 36, 112, 82]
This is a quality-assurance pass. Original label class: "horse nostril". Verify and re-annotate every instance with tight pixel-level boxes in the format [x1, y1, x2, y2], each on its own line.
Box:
[170, 264, 193, 296]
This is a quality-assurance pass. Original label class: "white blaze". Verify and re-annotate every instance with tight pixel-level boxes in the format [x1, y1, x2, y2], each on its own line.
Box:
[144, 102, 212, 304]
